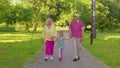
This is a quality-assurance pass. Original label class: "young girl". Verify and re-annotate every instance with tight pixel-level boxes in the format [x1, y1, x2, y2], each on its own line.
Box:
[56, 31, 70, 61]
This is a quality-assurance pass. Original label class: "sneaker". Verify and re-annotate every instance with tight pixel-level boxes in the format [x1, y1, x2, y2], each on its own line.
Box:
[72, 58, 78, 61]
[59, 57, 62, 61]
[44, 57, 48, 61]
[50, 56, 53, 60]
[78, 57, 80, 60]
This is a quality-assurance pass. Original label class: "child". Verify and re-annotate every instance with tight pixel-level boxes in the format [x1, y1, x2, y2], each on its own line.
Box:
[56, 30, 70, 61]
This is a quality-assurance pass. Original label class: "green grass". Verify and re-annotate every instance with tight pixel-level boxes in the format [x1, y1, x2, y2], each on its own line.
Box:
[0, 32, 43, 68]
[83, 32, 120, 68]
[0, 30, 120, 68]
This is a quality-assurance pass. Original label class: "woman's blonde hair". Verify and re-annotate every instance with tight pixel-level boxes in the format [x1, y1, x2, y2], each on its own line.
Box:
[45, 18, 53, 25]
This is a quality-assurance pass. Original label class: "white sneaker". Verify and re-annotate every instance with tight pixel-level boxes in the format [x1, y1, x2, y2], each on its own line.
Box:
[44, 57, 48, 61]
[50, 56, 53, 60]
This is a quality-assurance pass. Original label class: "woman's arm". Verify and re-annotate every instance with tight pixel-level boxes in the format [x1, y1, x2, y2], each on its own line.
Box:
[52, 25, 57, 41]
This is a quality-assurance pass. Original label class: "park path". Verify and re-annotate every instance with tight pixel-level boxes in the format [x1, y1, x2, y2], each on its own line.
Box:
[23, 31, 109, 68]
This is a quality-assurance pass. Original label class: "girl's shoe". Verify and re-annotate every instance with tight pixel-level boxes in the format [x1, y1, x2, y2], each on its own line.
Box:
[59, 57, 62, 61]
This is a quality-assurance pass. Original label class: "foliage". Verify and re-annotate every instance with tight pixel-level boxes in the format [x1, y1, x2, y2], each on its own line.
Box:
[0, 0, 120, 32]
[0, 0, 10, 23]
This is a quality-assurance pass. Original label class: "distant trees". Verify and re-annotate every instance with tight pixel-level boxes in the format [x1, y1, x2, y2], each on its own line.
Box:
[0, 0, 10, 23]
[0, 0, 120, 32]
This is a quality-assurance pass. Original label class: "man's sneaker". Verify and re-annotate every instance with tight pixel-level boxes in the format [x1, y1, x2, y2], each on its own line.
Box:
[78, 57, 80, 60]
[72, 58, 78, 61]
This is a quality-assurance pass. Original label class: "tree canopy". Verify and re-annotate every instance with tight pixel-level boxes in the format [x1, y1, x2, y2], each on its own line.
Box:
[0, 0, 120, 32]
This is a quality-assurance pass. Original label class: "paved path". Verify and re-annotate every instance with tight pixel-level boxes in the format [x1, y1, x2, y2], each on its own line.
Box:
[23, 32, 109, 68]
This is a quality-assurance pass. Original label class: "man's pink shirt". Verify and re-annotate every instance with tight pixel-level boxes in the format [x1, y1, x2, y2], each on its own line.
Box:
[69, 20, 84, 38]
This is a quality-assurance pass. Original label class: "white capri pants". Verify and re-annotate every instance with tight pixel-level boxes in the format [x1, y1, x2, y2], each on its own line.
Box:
[72, 37, 82, 58]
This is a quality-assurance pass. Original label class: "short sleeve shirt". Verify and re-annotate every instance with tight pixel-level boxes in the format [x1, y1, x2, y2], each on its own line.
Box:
[42, 24, 57, 41]
[56, 37, 65, 48]
[69, 20, 84, 38]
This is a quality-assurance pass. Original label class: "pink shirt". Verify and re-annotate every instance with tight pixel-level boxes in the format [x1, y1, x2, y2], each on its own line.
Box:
[69, 20, 84, 38]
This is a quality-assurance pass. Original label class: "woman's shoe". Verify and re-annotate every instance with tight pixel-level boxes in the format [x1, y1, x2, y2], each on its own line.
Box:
[50, 56, 53, 60]
[44, 57, 48, 61]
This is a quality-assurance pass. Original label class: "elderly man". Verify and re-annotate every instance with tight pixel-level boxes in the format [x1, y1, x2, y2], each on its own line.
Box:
[69, 14, 85, 61]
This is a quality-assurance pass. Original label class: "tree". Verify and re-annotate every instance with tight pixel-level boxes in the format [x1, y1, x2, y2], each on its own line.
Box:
[97, 0, 120, 31]
[22, 0, 47, 32]
[91, 0, 96, 44]
[0, 0, 10, 23]
[4, 4, 32, 31]
[22, 7, 33, 31]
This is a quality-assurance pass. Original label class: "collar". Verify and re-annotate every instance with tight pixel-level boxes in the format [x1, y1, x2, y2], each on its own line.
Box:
[77, 20, 79, 22]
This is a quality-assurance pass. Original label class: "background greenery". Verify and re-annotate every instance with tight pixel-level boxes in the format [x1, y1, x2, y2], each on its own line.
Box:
[0, 0, 120, 32]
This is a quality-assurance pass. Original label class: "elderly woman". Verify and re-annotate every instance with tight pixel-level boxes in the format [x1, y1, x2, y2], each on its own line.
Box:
[42, 18, 57, 61]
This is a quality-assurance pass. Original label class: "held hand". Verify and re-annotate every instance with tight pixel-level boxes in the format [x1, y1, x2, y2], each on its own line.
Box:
[51, 36, 56, 41]
[69, 33, 72, 38]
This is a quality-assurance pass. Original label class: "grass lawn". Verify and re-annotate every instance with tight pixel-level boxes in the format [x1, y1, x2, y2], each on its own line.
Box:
[0, 32, 43, 68]
[83, 32, 120, 68]
[0, 31, 120, 68]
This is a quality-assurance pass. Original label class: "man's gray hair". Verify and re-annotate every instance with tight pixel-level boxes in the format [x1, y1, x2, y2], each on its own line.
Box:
[74, 14, 79, 17]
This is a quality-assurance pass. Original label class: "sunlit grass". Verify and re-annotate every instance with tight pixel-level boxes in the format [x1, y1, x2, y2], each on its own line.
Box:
[104, 36, 120, 40]
[0, 32, 43, 68]
[83, 32, 120, 68]
[0, 32, 41, 43]
[0, 40, 23, 43]
[0, 31, 120, 68]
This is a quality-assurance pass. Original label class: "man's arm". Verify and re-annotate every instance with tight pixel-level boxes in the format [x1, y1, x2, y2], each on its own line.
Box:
[80, 26, 85, 42]
[64, 37, 71, 40]
[81, 27, 85, 37]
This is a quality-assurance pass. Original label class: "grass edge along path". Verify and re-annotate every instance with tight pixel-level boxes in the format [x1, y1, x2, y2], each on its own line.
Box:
[83, 32, 120, 68]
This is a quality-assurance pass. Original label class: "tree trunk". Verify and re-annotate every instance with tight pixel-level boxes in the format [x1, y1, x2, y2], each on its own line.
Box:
[91, 0, 96, 44]
[25, 23, 29, 32]
[33, 21, 38, 32]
